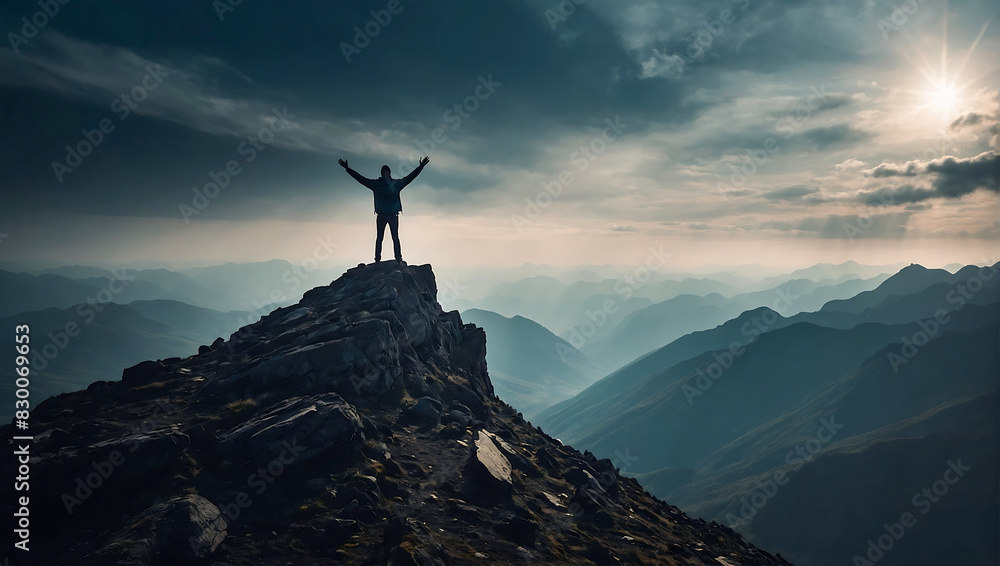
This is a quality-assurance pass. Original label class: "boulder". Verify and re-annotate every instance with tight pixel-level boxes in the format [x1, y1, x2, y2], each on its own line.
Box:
[444, 409, 473, 427]
[121, 360, 168, 387]
[219, 393, 363, 464]
[407, 397, 442, 425]
[244, 318, 403, 397]
[78, 494, 227, 564]
[464, 430, 512, 500]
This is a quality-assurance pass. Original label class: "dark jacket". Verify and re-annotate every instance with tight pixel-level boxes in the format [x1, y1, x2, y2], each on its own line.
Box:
[346, 164, 425, 215]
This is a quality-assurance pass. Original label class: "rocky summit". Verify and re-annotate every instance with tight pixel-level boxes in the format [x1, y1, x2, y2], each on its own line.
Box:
[2, 262, 791, 565]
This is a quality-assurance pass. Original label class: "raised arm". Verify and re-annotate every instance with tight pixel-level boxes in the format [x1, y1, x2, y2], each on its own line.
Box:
[400, 156, 430, 188]
[339, 159, 377, 189]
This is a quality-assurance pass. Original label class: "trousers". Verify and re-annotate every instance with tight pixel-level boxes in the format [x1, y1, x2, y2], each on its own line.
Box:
[375, 213, 401, 261]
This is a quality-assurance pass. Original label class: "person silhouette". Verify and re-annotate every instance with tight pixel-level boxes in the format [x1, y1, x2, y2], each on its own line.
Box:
[339, 156, 429, 264]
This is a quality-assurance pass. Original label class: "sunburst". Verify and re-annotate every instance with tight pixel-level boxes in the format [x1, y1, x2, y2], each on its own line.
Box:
[901, 6, 994, 124]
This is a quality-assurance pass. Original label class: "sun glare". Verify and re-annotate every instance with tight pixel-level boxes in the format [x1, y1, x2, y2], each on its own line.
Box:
[900, 11, 993, 126]
[923, 79, 962, 115]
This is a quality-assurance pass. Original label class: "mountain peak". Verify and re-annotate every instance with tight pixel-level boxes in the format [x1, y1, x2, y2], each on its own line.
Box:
[874, 263, 952, 295]
[5, 261, 790, 565]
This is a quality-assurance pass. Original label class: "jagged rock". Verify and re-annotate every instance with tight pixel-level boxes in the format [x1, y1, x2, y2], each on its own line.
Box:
[535, 446, 561, 473]
[443, 410, 472, 426]
[443, 403, 475, 426]
[338, 498, 383, 523]
[408, 396, 442, 425]
[183, 424, 219, 452]
[79, 494, 227, 564]
[464, 430, 512, 500]
[584, 541, 617, 566]
[121, 359, 168, 386]
[384, 515, 451, 565]
[238, 322, 402, 396]
[38, 429, 191, 491]
[218, 393, 363, 464]
[447, 385, 489, 421]
[438, 422, 466, 439]
[494, 516, 538, 546]
[484, 430, 541, 477]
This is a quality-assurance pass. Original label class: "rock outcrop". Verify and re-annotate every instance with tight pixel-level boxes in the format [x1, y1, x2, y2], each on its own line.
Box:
[2, 262, 791, 565]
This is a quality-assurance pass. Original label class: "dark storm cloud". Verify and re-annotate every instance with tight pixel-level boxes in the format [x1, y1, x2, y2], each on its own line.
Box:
[926, 152, 1000, 196]
[0, 0, 994, 233]
[0, 0, 713, 222]
[623, 0, 874, 75]
[860, 152, 1000, 204]
[857, 184, 936, 207]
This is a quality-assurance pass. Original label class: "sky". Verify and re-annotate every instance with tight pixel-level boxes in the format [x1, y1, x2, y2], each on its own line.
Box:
[0, 0, 998, 271]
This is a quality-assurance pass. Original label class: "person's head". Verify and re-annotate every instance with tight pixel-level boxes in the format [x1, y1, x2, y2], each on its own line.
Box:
[381, 165, 391, 178]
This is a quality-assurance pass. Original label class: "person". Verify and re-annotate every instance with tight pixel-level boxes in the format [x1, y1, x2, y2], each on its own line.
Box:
[339, 156, 429, 263]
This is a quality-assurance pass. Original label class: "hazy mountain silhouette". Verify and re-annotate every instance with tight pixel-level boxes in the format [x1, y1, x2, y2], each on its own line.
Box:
[539, 306, 788, 431]
[820, 263, 958, 314]
[753, 260, 899, 288]
[0, 300, 250, 421]
[540, 318, 971, 472]
[461, 309, 606, 420]
[575, 275, 891, 371]
[0, 270, 108, 318]
[2, 260, 346, 318]
[680, 320, 998, 566]
[534, 261, 999, 565]
[729, 274, 890, 314]
[579, 293, 746, 370]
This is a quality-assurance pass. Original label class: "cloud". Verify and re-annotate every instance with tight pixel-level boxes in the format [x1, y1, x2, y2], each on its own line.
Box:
[761, 211, 911, 239]
[868, 160, 921, 178]
[861, 152, 999, 203]
[950, 112, 990, 130]
[761, 185, 817, 200]
[0, 31, 361, 157]
[0, 0, 996, 255]
[926, 152, 1000, 197]
[638, 49, 685, 79]
[834, 158, 866, 173]
[799, 124, 872, 150]
[856, 184, 936, 206]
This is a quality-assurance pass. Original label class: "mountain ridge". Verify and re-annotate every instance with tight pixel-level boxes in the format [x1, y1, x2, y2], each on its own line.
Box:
[3, 262, 791, 565]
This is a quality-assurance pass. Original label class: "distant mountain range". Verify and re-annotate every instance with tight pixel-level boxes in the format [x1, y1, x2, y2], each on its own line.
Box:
[445, 261, 900, 339]
[0, 300, 250, 421]
[460, 308, 606, 420]
[535, 261, 999, 566]
[0, 260, 343, 317]
[574, 274, 890, 370]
